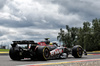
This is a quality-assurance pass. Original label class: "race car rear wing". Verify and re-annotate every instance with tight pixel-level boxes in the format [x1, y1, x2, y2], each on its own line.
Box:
[11, 40, 37, 47]
[13, 40, 35, 44]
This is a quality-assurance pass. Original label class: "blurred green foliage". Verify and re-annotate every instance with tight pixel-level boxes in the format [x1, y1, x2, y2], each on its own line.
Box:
[57, 18, 100, 51]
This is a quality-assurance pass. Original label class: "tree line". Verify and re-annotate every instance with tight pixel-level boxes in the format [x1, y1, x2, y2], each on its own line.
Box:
[57, 18, 100, 51]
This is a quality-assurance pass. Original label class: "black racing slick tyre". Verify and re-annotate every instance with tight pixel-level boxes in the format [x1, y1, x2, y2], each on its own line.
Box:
[37, 46, 50, 61]
[9, 47, 22, 60]
[72, 45, 83, 58]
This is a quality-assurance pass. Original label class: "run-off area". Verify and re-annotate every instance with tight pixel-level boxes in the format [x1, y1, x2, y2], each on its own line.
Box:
[19, 59, 100, 66]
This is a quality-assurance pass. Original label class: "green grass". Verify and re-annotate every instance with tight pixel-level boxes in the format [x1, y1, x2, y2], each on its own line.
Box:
[0, 49, 9, 52]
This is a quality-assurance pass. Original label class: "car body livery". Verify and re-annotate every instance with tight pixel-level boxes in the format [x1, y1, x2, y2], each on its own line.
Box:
[9, 40, 87, 61]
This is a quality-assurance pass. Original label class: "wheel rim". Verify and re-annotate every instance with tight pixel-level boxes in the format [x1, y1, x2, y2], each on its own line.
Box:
[44, 48, 50, 58]
[77, 47, 83, 57]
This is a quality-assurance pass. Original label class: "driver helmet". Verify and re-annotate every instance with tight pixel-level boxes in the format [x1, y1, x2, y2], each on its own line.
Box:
[49, 43, 53, 45]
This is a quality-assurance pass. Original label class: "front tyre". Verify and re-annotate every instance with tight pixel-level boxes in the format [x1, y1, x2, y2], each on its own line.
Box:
[72, 45, 83, 58]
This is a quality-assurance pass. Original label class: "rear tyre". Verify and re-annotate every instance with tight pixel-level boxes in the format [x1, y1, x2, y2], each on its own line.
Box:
[9, 47, 22, 60]
[37, 46, 50, 60]
[72, 45, 83, 58]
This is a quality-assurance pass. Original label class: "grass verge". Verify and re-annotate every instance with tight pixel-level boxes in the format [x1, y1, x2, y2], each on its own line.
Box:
[0, 49, 9, 52]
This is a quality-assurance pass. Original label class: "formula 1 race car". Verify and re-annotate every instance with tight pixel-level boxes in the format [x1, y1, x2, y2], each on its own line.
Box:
[9, 38, 87, 61]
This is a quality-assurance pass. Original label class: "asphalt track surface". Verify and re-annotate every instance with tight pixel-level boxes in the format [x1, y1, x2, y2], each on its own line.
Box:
[0, 53, 100, 66]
